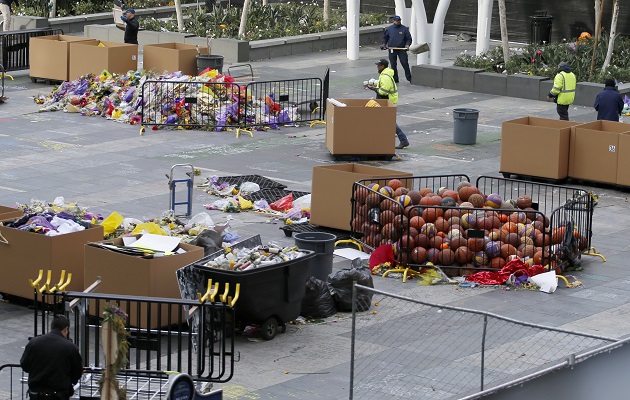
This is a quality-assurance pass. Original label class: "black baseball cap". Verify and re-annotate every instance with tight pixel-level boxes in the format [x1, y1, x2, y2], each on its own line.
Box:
[376, 59, 389, 67]
[392, 15, 401, 21]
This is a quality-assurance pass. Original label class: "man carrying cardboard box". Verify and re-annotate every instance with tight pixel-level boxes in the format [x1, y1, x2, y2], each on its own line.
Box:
[366, 59, 410, 149]
[120, 8, 139, 44]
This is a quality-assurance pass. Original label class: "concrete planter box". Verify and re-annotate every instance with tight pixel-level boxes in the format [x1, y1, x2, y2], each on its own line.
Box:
[209, 38, 249, 63]
[539, 80, 554, 101]
[507, 74, 550, 100]
[442, 66, 484, 92]
[575, 82, 604, 107]
[411, 64, 443, 87]
[474, 72, 507, 96]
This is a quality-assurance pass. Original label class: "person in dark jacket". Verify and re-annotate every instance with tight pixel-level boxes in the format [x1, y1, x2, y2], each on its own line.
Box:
[381, 15, 412, 83]
[121, 8, 139, 44]
[594, 78, 624, 122]
[20, 315, 83, 400]
[0, 0, 18, 32]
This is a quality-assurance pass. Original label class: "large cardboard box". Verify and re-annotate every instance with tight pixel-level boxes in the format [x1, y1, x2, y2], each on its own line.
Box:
[0, 205, 23, 222]
[325, 99, 397, 155]
[29, 35, 97, 81]
[84, 236, 204, 328]
[69, 40, 138, 81]
[617, 133, 630, 187]
[569, 120, 630, 184]
[143, 43, 208, 76]
[310, 164, 412, 231]
[500, 117, 581, 180]
[0, 225, 104, 299]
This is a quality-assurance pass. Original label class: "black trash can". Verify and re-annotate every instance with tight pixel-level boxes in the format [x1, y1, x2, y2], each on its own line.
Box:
[453, 108, 479, 145]
[530, 13, 553, 44]
[294, 232, 336, 281]
[196, 54, 224, 74]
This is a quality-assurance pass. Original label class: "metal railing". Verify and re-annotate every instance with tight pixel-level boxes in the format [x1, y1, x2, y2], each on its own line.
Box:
[0, 28, 63, 71]
[349, 284, 618, 400]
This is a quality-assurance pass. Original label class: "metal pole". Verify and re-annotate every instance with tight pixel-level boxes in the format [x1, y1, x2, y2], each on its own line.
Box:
[349, 281, 358, 400]
[480, 314, 488, 391]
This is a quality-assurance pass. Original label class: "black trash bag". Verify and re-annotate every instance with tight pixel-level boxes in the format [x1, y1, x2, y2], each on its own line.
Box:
[189, 229, 223, 257]
[300, 276, 337, 319]
[328, 266, 374, 312]
[558, 220, 581, 270]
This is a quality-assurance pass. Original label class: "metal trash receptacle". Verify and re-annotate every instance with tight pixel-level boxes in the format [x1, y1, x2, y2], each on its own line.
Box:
[530, 13, 553, 44]
[294, 232, 336, 281]
[453, 108, 479, 145]
[196, 54, 224, 74]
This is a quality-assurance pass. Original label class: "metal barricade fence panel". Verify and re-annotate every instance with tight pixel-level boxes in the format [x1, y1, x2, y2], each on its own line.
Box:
[0, 364, 27, 400]
[349, 284, 616, 400]
[243, 77, 324, 127]
[141, 79, 242, 130]
[0, 28, 63, 72]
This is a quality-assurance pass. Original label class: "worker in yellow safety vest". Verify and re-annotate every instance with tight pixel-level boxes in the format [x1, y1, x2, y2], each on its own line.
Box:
[547, 61, 577, 121]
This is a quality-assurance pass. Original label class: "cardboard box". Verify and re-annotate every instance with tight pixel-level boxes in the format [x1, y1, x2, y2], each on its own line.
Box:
[500, 117, 581, 180]
[617, 133, 630, 187]
[69, 40, 138, 81]
[325, 99, 397, 155]
[0, 205, 23, 222]
[569, 120, 630, 184]
[310, 164, 412, 231]
[84, 236, 204, 328]
[0, 225, 104, 299]
[29, 35, 97, 81]
[143, 43, 208, 76]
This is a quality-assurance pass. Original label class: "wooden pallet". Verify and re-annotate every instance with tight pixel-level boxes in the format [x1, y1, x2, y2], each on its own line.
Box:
[30, 76, 64, 85]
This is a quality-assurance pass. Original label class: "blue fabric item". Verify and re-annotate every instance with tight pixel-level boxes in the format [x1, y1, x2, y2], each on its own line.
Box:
[594, 86, 624, 121]
[125, 8, 135, 14]
[558, 62, 571, 73]
[382, 23, 412, 49]
[395, 123, 408, 144]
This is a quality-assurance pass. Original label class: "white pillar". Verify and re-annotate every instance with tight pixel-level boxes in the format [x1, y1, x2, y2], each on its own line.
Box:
[476, 0, 494, 55]
[346, 0, 360, 60]
[411, 0, 429, 65]
[430, 0, 452, 65]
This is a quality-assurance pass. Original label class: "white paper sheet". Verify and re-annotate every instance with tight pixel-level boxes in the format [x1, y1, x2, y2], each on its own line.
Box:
[129, 234, 181, 253]
[333, 248, 370, 260]
[529, 270, 558, 294]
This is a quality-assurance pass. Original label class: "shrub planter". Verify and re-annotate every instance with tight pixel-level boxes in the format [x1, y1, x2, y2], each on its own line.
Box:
[411, 64, 443, 88]
[442, 66, 484, 92]
[474, 72, 507, 96]
[507, 74, 550, 100]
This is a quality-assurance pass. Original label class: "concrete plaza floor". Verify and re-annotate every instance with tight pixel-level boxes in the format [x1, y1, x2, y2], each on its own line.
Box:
[1, 36, 629, 399]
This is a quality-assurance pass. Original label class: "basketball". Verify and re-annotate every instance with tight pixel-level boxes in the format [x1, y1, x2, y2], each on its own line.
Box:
[520, 236, 534, 246]
[456, 181, 471, 191]
[388, 179, 404, 191]
[351, 216, 365, 232]
[500, 244, 518, 258]
[450, 236, 467, 250]
[490, 257, 505, 269]
[468, 193, 485, 208]
[379, 186, 394, 198]
[516, 195, 533, 209]
[419, 187, 433, 197]
[455, 246, 472, 264]
[474, 251, 489, 266]
[422, 207, 444, 223]
[388, 201, 403, 215]
[410, 216, 426, 230]
[429, 235, 443, 249]
[448, 228, 462, 240]
[435, 217, 450, 233]
[408, 190, 422, 205]
[444, 208, 461, 220]
[380, 209, 396, 225]
[398, 194, 412, 208]
[459, 201, 474, 209]
[366, 182, 380, 192]
[381, 222, 400, 241]
[392, 215, 409, 231]
[408, 226, 419, 238]
[353, 187, 369, 204]
[430, 195, 443, 206]
[415, 233, 429, 248]
[519, 225, 535, 239]
[505, 232, 520, 247]
[535, 233, 550, 247]
[468, 237, 485, 252]
[394, 187, 410, 197]
[508, 211, 527, 224]
[411, 246, 428, 263]
[486, 193, 502, 208]
[441, 197, 457, 207]
[533, 250, 543, 265]
[519, 244, 536, 258]
[458, 186, 478, 202]
[439, 249, 456, 266]
[484, 241, 501, 258]
[427, 248, 440, 264]
[420, 223, 437, 238]
[500, 201, 514, 210]
[441, 189, 459, 201]
[399, 234, 415, 250]
[551, 226, 566, 244]
[366, 193, 381, 208]
[405, 205, 420, 218]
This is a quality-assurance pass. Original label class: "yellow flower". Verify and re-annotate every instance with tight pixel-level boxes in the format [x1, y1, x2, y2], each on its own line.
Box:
[220, 24, 227, 29]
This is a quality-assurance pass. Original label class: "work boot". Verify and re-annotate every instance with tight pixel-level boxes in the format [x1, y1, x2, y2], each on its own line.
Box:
[396, 141, 409, 149]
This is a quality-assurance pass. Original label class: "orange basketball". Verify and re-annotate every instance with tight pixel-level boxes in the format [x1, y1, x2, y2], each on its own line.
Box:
[533, 250, 543, 265]
[394, 187, 410, 197]
[429, 236, 443, 249]
[500, 244, 518, 258]
[551, 227, 566, 244]
[411, 246, 428, 263]
[408, 190, 422, 205]
[450, 236, 467, 250]
[415, 233, 429, 248]
[439, 249, 456, 266]
[423, 207, 444, 223]
[388, 179, 404, 191]
[419, 187, 433, 197]
[458, 186, 478, 202]
[435, 217, 450, 232]
[468, 193, 485, 208]
[444, 208, 461, 220]
[468, 237, 485, 252]
[410, 216, 425, 230]
[490, 257, 506, 269]
[455, 246, 472, 264]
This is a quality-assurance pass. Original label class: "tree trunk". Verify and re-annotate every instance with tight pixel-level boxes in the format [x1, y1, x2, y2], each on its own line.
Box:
[602, 0, 619, 72]
[323, 0, 330, 21]
[49, 0, 57, 18]
[594, 0, 602, 33]
[262, 0, 268, 5]
[589, 0, 605, 80]
[498, 0, 510, 72]
[239, 0, 253, 38]
[174, 0, 185, 32]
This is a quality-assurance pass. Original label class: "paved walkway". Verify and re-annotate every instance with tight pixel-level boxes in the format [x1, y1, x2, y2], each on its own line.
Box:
[1, 36, 629, 399]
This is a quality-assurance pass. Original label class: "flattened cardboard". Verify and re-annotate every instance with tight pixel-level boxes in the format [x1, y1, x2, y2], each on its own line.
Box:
[500, 117, 580, 179]
[325, 99, 397, 155]
[617, 133, 630, 187]
[29, 35, 97, 81]
[310, 164, 412, 231]
[143, 43, 208, 76]
[69, 40, 138, 81]
[0, 225, 104, 299]
[84, 235, 204, 328]
[569, 120, 630, 184]
[0, 205, 23, 222]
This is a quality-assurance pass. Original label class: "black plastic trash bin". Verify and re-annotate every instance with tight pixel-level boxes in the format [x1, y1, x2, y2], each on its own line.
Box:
[530, 13, 553, 44]
[196, 54, 224, 74]
[294, 232, 336, 281]
[453, 108, 479, 145]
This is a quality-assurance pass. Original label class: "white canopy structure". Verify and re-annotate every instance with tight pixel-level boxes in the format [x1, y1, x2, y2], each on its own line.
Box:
[346, 0, 495, 65]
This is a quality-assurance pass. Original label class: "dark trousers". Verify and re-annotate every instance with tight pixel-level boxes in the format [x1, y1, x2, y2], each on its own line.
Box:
[29, 392, 68, 400]
[557, 104, 570, 121]
[388, 49, 412, 83]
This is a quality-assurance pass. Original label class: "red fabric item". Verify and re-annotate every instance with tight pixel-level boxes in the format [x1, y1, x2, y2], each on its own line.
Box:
[465, 259, 546, 285]
[369, 244, 396, 271]
[270, 193, 293, 211]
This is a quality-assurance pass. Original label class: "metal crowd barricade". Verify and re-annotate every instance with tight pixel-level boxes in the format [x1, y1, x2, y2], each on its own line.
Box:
[140, 79, 242, 130]
[22, 288, 236, 399]
[0, 363, 27, 399]
[1, 63, 5, 100]
[0, 28, 63, 72]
